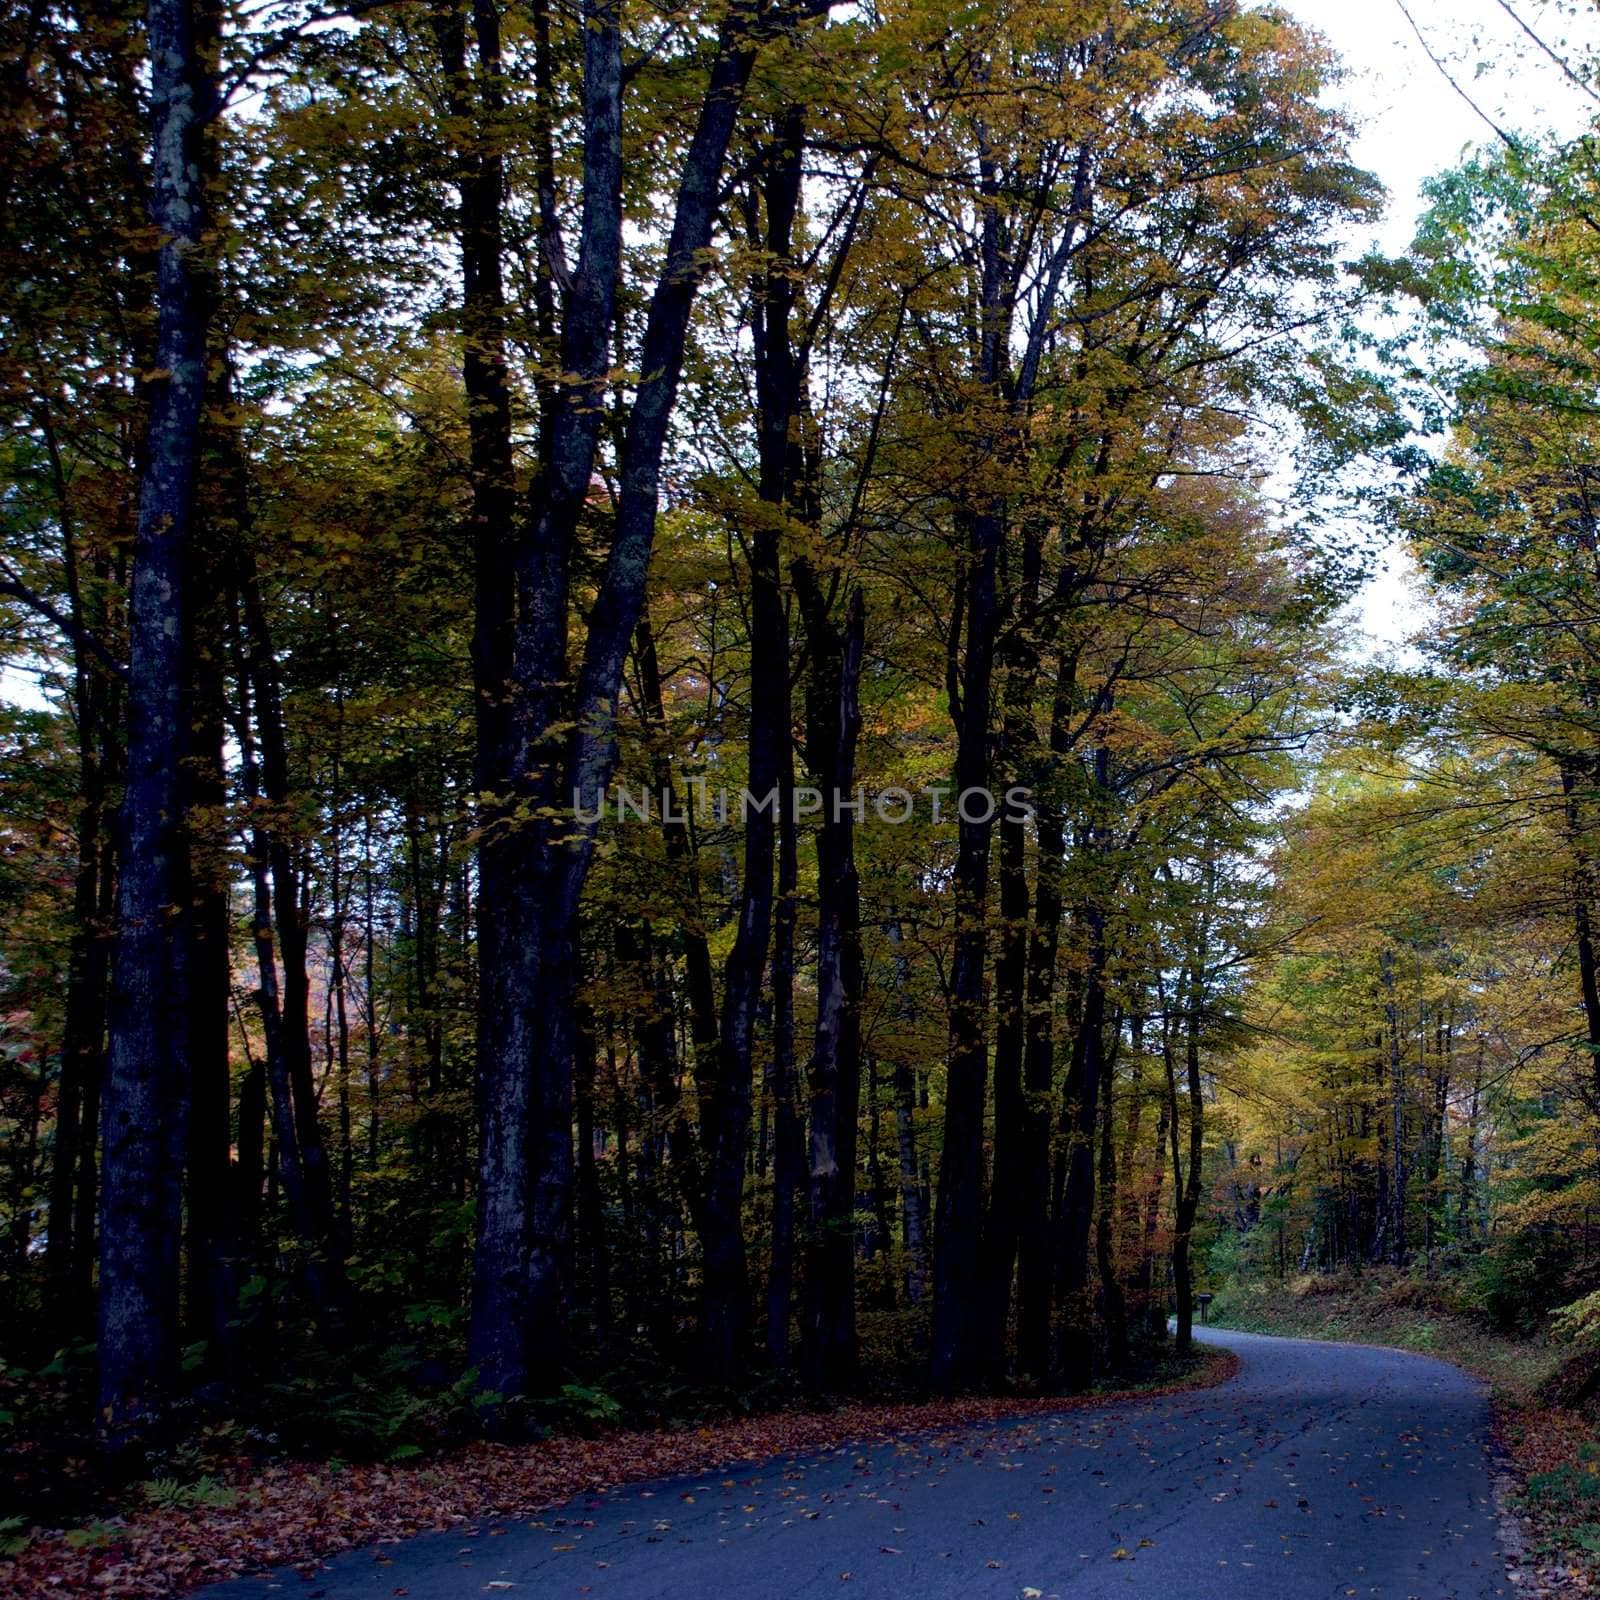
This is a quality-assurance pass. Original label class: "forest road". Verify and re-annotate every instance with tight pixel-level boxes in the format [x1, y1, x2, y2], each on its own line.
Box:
[195, 1328, 1512, 1600]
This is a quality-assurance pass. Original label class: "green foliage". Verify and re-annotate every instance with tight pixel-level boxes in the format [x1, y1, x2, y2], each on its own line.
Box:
[140, 1475, 236, 1512]
[1521, 1461, 1600, 1526]
[550, 1384, 624, 1429]
[61, 1521, 119, 1551]
[1554, 1290, 1600, 1346]
[257, 1339, 498, 1461]
[1466, 1231, 1583, 1335]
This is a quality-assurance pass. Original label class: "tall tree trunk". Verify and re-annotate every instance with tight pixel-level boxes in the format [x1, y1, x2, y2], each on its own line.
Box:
[766, 756, 804, 1365]
[885, 923, 928, 1309]
[575, 1004, 611, 1335]
[1056, 892, 1107, 1386]
[471, 0, 784, 1394]
[186, 349, 250, 1375]
[49, 512, 116, 1332]
[981, 801, 1029, 1377]
[1137, 1052, 1172, 1338]
[698, 107, 801, 1372]
[801, 588, 866, 1391]
[233, 565, 350, 1330]
[1380, 946, 1406, 1267]
[1015, 664, 1073, 1377]
[929, 493, 1002, 1390]
[97, 0, 216, 1441]
[183, 580, 232, 1364]
[467, 0, 622, 1402]
[928, 141, 1014, 1392]
[1170, 963, 1206, 1358]
[1561, 757, 1600, 1113]
[1094, 1025, 1130, 1369]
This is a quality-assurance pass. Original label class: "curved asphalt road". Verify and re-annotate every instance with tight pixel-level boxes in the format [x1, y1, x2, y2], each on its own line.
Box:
[197, 1328, 1511, 1600]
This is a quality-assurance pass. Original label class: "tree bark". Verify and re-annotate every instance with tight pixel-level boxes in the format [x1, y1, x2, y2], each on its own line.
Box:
[233, 562, 350, 1330]
[698, 107, 801, 1373]
[1094, 1023, 1130, 1369]
[801, 588, 866, 1391]
[97, 0, 215, 1441]
[766, 758, 803, 1365]
[1170, 964, 1206, 1358]
[979, 800, 1029, 1376]
[470, 0, 788, 1397]
[1056, 892, 1108, 1386]
[1380, 946, 1406, 1267]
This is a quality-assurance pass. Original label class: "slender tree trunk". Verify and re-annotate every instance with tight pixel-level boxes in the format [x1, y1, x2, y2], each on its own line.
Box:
[233, 568, 350, 1330]
[929, 508, 1002, 1391]
[1094, 1026, 1130, 1369]
[1015, 668, 1072, 1376]
[1138, 1054, 1171, 1338]
[698, 108, 801, 1372]
[575, 1005, 611, 1335]
[97, 0, 216, 1441]
[1381, 947, 1406, 1267]
[183, 587, 232, 1363]
[981, 801, 1029, 1377]
[1057, 892, 1107, 1386]
[1561, 757, 1600, 1113]
[186, 349, 250, 1374]
[50, 525, 115, 1332]
[801, 589, 866, 1391]
[885, 924, 928, 1309]
[766, 757, 803, 1365]
[1457, 1039, 1481, 1240]
[1170, 965, 1206, 1358]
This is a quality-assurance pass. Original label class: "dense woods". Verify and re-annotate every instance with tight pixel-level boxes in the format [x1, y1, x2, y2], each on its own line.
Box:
[6, 0, 1600, 1539]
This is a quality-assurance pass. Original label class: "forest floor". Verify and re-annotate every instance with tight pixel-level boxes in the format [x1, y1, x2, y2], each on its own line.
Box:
[1212, 1272, 1600, 1596]
[0, 1346, 1236, 1600]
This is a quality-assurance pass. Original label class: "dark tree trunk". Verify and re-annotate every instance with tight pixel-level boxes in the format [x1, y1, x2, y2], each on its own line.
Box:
[614, 916, 687, 1344]
[471, 0, 781, 1396]
[575, 1005, 611, 1335]
[1137, 1053, 1172, 1338]
[801, 588, 866, 1392]
[766, 759, 803, 1366]
[929, 131, 1091, 1392]
[1170, 966, 1205, 1358]
[183, 592, 232, 1363]
[467, 0, 622, 1402]
[50, 522, 117, 1332]
[187, 351, 250, 1375]
[981, 802, 1029, 1377]
[928, 147, 1012, 1393]
[885, 923, 927, 1309]
[1056, 892, 1107, 1387]
[929, 495, 1002, 1391]
[634, 612, 720, 1091]
[97, 0, 216, 1441]
[1094, 1026, 1130, 1369]
[233, 564, 350, 1330]
[698, 106, 801, 1373]
[1380, 946, 1406, 1266]
[1015, 668, 1072, 1377]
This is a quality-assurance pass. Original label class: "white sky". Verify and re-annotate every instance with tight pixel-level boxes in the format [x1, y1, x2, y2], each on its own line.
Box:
[1284, 0, 1598, 659]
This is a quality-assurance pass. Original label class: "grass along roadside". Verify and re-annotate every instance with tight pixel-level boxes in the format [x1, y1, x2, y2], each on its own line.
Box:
[1212, 1273, 1597, 1597]
[0, 1346, 1237, 1600]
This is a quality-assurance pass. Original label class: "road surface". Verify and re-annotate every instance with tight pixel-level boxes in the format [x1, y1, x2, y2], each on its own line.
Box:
[196, 1327, 1512, 1599]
